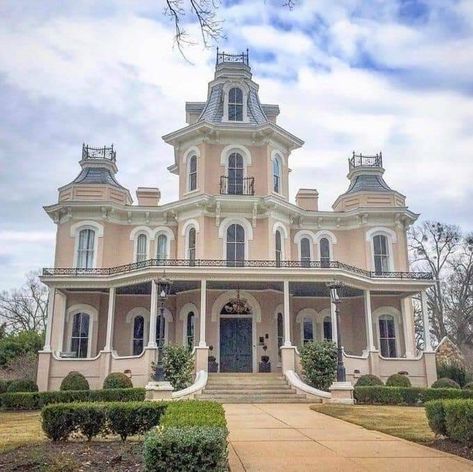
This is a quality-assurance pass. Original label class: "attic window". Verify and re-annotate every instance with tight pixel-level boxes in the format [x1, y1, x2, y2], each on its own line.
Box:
[228, 87, 243, 121]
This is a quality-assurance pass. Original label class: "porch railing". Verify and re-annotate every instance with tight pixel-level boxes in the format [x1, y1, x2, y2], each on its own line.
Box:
[42, 259, 433, 280]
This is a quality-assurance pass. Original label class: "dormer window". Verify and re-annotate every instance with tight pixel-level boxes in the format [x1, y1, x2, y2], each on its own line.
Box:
[228, 87, 243, 121]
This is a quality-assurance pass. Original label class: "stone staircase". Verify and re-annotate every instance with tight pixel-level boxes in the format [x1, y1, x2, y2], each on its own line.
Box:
[196, 373, 320, 403]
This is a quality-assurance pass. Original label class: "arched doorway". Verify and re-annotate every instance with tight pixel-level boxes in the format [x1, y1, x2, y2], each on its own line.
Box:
[219, 292, 253, 372]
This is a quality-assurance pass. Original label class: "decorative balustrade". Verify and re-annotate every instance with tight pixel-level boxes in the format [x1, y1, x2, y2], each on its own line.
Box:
[82, 143, 116, 162]
[349, 151, 383, 170]
[220, 176, 255, 195]
[216, 48, 249, 66]
[42, 259, 432, 280]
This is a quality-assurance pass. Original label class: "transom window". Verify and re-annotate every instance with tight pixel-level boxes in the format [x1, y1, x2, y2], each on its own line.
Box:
[300, 237, 311, 267]
[275, 230, 282, 266]
[228, 152, 244, 194]
[71, 312, 90, 358]
[136, 234, 147, 262]
[132, 315, 145, 355]
[157, 234, 168, 260]
[273, 157, 281, 193]
[188, 227, 196, 263]
[186, 311, 195, 349]
[320, 237, 331, 268]
[228, 87, 243, 121]
[77, 229, 95, 269]
[373, 234, 389, 274]
[226, 223, 245, 266]
[379, 315, 397, 357]
[188, 155, 197, 191]
[302, 317, 314, 344]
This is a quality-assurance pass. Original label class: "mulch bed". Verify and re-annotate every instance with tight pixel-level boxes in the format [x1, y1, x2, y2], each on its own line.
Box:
[428, 438, 473, 462]
[0, 441, 144, 471]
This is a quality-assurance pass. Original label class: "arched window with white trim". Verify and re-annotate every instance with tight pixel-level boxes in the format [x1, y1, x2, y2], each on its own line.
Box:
[300, 237, 311, 268]
[157, 234, 168, 260]
[188, 155, 197, 191]
[71, 312, 90, 358]
[228, 87, 243, 121]
[228, 152, 244, 194]
[378, 314, 397, 357]
[188, 227, 196, 263]
[132, 315, 145, 355]
[320, 237, 330, 268]
[275, 230, 282, 266]
[272, 156, 281, 193]
[77, 229, 95, 269]
[302, 317, 314, 344]
[323, 316, 332, 341]
[136, 234, 147, 262]
[226, 224, 245, 266]
[186, 311, 195, 348]
[373, 234, 389, 274]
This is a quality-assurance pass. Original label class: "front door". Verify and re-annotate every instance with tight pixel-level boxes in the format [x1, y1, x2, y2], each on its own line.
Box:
[220, 317, 252, 372]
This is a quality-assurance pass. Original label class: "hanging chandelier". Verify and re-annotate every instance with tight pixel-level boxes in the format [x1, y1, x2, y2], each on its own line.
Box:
[224, 288, 251, 315]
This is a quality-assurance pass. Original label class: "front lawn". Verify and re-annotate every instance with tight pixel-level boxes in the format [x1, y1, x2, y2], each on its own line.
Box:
[0, 411, 45, 453]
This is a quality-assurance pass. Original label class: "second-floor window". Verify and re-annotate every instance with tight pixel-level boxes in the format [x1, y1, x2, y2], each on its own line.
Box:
[373, 234, 389, 274]
[188, 227, 196, 262]
[320, 237, 331, 268]
[136, 234, 147, 262]
[77, 229, 95, 269]
[273, 156, 281, 193]
[300, 237, 311, 267]
[226, 223, 245, 266]
[188, 155, 197, 191]
[228, 87, 243, 121]
[275, 230, 282, 266]
[157, 234, 168, 260]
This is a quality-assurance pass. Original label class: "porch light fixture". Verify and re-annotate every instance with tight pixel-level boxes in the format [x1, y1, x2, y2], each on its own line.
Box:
[326, 280, 346, 383]
[155, 275, 173, 381]
[224, 288, 251, 315]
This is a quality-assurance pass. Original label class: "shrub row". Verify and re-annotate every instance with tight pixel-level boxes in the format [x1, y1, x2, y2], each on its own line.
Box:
[41, 401, 167, 441]
[425, 399, 473, 444]
[143, 400, 228, 472]
[354, 386, 473, 405]
[0, 387, 145, 410]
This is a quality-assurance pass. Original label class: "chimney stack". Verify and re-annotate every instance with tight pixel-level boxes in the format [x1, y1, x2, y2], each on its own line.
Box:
[295, 188, 319, 211]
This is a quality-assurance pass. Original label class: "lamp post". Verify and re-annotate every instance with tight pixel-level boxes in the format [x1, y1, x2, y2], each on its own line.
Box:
[155, 276, 173, 382]
[327, 280, 346, 383]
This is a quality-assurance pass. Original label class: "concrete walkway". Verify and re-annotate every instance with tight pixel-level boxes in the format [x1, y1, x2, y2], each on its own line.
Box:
[225, 403, 473, 472]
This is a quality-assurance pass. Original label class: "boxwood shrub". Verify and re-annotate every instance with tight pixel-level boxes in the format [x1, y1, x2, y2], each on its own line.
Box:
[0, 380, 9, 394]
[354, 374, 383, 387]
[463, 382, 473, 390]
[431, 377, 460, 389]
[103, 372, 133, 389]
[60, 371, 89, 391]
[386, 373, 411, 387]
[7, 379, 38, 393]
[0, 387, 145, 410]
[424, 400, 446, 436]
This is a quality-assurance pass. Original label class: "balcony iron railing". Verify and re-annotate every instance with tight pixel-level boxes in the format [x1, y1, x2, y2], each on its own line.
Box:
[349, 151, 382, 171]
[220, 176, 255, 195]
[42, 259, 433, 280]
[216, 48, 249, 66]
[82, 143, 116, 162]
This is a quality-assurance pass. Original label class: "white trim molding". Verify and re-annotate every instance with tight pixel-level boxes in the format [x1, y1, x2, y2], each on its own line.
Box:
[365, 226, 398, 243]
[218, 217, 253, 260]
[366, 227, 396, 272]
[220, 144, 252, 175]
[65, 303, 99, 358]
[181, 219, 200, 236]
[125, 307, 150, 355]
[70, 220, 104, 238]
[222, 81, 250, 123]
[372, 306, 402, 358]
[272, 221, 289, 239]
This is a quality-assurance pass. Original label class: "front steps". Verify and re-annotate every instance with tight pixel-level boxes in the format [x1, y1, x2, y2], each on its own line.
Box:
[196, 373, 320, 403]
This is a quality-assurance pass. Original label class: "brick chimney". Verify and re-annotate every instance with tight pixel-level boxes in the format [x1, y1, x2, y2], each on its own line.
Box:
[295, 188, 319, 211]
[136, 187, 161, 206]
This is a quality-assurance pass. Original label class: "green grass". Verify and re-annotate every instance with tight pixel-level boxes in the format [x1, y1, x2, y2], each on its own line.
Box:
[311, 404, 435, 443]
[0, 411, 45, 453]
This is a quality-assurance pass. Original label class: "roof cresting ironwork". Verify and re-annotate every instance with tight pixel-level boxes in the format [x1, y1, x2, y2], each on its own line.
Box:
[82, 143, 116, 162]
[216, 47, 249, 66]
[349, 151, 383, 171]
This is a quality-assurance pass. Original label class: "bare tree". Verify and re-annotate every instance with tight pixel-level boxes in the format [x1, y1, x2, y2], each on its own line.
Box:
[0, 271, 48, 333]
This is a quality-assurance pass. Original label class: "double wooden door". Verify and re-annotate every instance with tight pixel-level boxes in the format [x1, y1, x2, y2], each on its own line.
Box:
[220, 317, 252, 372]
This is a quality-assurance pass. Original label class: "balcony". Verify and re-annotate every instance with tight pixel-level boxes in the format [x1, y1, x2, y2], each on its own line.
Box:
[220, 176, 255, 195]
[349, 151, 382, 171]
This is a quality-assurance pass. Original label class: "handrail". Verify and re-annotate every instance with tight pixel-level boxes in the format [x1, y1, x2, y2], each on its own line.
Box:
[42, 259, 433, 280]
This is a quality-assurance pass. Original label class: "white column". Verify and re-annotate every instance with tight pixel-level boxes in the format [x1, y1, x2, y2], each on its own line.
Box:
[43, 287, 56, 352]
[401, 296, 415, 357]
[148, 280, 158, 348]
[104, 287, 116, 351]
[421, 290, 433, 351]
[283, 280, 291, 346]
[199, 279, 207, 347]
[364, 290, 376, 351]
[330, 299, 338, 344]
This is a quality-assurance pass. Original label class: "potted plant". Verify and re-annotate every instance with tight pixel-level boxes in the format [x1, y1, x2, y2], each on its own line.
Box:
[259, 345, 271, 373]
[208, 345, 218, 373]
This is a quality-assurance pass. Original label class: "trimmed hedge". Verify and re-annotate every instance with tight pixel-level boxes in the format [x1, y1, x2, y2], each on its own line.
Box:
[354, 374, 383, 387]
[7, 379, 38, 393]
[0, 380, 9, 394]
[431, 377, 460, 389]
[386, 373, 411, 387]
[144, 401, 228, 472]
[60, 371, 89, 391]
[463, 382, 473, 390]
[354, 386, 473, 405]
[424, 400, 446, 436]
[0, 387, 145, 410]
[103, 372, 133, 389]
[41, 401, 167, 441]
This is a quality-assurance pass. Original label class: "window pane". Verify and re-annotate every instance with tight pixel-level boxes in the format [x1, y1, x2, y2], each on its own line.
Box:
[133, 339, 143, 356]
[134, 316, 144, 338]
[320, 238, 330, 259]
[323, 318, 332, 341]
[303, 318, 313, 342]
[189, 156, 197, 172]
[301, 238, 311, 260]
[157, 234, 168, 259]
[79, 314, 89, 337]
[72, 313, 81, 337]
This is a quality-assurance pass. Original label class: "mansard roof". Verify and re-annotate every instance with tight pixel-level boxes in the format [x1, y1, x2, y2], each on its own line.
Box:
[344, 172, 392, 195]
[70, 166, 127, 190]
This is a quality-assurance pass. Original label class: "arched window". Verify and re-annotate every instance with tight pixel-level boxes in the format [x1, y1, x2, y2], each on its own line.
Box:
[320, 237, 330, 268]
[379, 315, 397, 357]
[226, 224, 245, 266]
[186, 311, 195, 348]
[277, 312, 283, 360]
[275, 230, 282, 266]
[136, 234, 147, 262]
[272, 157, 281, 193]
[302, 317, 314, 344]
[157, 234, 168, 261]
[132, 315, 145, 355]
[188, 155, 197, 191]
[77, 229, 95, 269]
[373, 234, 389, 274]
[188, 227, 196, 263]
[323, 316, 332, 341]
[156, 316, 166, 348]
[228, 87, 243, 121]
[71, 312, 90, 358]
[300, 237, 311, 268]
[228, 152, 244, 194]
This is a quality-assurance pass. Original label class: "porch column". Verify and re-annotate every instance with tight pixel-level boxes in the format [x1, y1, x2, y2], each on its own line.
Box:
[330, 299, 338, 345]
[43, 287, 56, 352]
[283, 280, 291, 346]
[401, 296, 415, 357]
[104, 287, 116, 351]
[364, 290, 376, 351]
[421, 290, 433, 352]
[199, 279, 207, 347]
[148, 280, 158, 348]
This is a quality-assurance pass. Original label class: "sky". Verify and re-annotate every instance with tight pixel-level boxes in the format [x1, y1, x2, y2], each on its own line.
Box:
[0, 0, 473, 291]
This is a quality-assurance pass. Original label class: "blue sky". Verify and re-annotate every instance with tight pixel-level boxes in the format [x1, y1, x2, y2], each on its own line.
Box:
[0, 0, 473, 290]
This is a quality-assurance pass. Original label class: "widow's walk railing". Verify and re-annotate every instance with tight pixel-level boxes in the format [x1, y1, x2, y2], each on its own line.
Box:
[349, 151, 382, 170]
